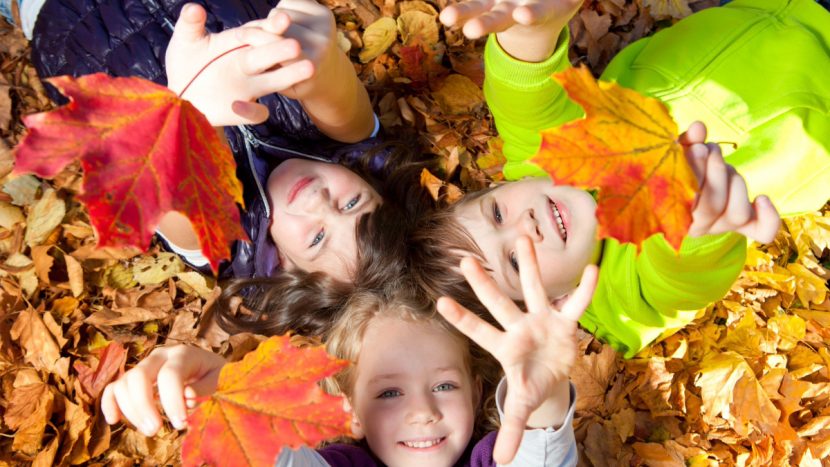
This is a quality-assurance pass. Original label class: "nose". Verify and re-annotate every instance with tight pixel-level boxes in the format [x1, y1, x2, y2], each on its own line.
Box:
[516, 209, 543, 242]
[405, 393, 442, 425]
[302, 187, 338, 215]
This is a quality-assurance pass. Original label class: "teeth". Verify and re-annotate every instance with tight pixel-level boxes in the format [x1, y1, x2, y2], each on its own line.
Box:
[549, 200, 568, 241]
[403, 438, 443, 449]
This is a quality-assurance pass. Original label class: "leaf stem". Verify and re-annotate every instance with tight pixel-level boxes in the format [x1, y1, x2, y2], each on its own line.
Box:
[177, 45, 250, 98]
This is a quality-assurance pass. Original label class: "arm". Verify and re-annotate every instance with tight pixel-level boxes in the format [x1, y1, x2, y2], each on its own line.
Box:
[582, 128, 782, 357]
[437, 237, 597, 464]
[441, 0, 584, 179]
[166, 2, 373, 142]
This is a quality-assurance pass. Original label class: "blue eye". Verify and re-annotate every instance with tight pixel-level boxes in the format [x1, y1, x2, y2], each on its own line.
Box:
[342, 195, 361, 211]
[433, 383, 457, 392]
[492, 201, 503, 224]
[310, 229, 325, 247]
[509, 251, 519, 272]
[378, 389, 401, 399]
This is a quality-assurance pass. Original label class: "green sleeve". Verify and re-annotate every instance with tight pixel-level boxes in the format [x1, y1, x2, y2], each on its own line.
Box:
[580, 233, 747, 358]
[483, 31, 583, 181]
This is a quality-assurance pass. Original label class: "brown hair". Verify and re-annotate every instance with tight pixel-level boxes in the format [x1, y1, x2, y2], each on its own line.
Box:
[213, 138, 438, 337]
[323, 285, 501, 439]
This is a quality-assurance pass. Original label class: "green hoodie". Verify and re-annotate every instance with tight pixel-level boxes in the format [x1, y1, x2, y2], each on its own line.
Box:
[483, 0, 829, 356]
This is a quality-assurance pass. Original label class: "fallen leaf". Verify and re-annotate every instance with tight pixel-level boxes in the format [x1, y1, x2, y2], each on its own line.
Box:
[431, 74, 484, 115]
[14, 74, 246, 272]
[0, 200, 24, 229]
[4, 380, 55, 456]
[396, 10, 438, 46]
[420, 168, 443, 201]
[85, 307, 167, 327]
[358, 17, 397, 63]
[65, 254, 84, 297]
[571, 343, 618, 412]
[642, 0, 692, 20]
[2, 174, 40, 206]
[175, 271, 215, 299]
[398, 1, 437, 16]
[10, 307, 62, 374]
[131, 252, 185, 285]
[181, 335, 350, 467]
[533, 66, 697, 251]
[73, 342, 128, 399]
[24, 188, 65, 247]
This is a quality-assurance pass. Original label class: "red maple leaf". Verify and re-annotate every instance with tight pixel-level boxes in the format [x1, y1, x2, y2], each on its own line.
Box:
[73, 341, 128, 399]
[181, 335, 351, 467]
[14, 74, 247, 272]
[532, 66, 698, 251]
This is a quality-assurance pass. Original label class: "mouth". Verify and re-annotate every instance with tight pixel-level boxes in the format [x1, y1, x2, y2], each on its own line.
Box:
[398, 437, 447, 450]
[547, 197, 568, 242]
[287, 177, 314, 205]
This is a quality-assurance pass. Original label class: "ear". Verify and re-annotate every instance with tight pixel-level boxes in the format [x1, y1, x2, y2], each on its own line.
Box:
[343, 398, 365, 439]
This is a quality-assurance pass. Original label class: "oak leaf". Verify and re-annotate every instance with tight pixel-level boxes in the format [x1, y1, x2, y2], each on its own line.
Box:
[532, 66, 698, 251]
[13, 74, 246, 273]
[181, 334, 351, 467]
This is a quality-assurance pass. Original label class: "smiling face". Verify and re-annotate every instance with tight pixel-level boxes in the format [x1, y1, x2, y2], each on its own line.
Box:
[455, 178, 600, 300]
[267, 159, 380, 282]
[349, 317, 478, 467]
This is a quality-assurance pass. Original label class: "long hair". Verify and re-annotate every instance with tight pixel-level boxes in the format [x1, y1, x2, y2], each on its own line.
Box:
[213, 136, 437, 337]
[323, 285, 501, 440]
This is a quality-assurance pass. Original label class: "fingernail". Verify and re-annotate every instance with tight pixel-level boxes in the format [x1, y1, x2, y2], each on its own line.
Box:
[172, 418, 186, 430]
[142, 420, 158, 436]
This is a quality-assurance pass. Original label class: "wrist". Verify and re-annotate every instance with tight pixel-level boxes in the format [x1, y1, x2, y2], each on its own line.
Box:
[526, 378, 570, 429]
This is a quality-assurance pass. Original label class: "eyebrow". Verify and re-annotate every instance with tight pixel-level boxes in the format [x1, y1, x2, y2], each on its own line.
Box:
[367, 366, 464, 386]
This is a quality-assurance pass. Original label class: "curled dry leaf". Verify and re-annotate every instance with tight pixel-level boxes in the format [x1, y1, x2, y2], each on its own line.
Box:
[642, 0, 693, 20]
[358, 17, 397, 63]
[24, 187, 65, 247]
[431, 74, 484, 115]
[397, 10, 439, 46]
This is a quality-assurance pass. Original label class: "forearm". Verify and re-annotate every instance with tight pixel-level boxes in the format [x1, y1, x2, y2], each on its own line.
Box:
[526, 378, 571, 429]
[297, 51, 374, 143]
[494, 0, 583, 63]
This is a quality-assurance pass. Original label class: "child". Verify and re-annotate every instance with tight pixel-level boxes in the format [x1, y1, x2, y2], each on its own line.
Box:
[103, 238, 597, 467]
[411, 0, 829, 358]
[20, 0, 428, 285]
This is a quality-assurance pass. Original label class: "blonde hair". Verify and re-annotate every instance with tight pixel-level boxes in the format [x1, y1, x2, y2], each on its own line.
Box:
[323, 285, 501, 438]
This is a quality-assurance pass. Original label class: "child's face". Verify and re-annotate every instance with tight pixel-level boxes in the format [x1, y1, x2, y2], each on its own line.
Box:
[349, 317, 478, 467]
[267, 159, 380, 282]
[455, 178, 600, 300]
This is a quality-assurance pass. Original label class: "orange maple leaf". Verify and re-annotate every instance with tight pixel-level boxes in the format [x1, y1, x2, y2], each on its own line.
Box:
[13, 74, 246, 272]
[181, 335, 351, 467]
[531, 66, 698, 251]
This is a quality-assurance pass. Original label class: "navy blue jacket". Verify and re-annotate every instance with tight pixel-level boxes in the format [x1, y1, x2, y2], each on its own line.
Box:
[30, 0, 380, 278]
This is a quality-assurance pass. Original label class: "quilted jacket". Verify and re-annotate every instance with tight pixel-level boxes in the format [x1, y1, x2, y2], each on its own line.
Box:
[30, 0, 382, 278]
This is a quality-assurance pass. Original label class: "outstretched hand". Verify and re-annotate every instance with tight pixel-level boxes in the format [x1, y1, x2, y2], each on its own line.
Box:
[101, 345, 226, 436]
[166, 2, 324, 126]
[680, 122, 781, 244]
[437, 236, 598, 465]
[439, 0, 583, 61]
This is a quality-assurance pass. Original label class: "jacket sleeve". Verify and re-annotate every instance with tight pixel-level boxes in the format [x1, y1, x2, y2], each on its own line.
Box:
[469, 378, 578, 467]
[482, 30, 583, 181]
[581, 233, 747, 358]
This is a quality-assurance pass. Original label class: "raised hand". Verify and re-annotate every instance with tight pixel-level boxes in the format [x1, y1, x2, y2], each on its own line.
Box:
[101, 345, 226, 436]
[439, 0, 583, 61]
[165, 3, 315, 126]
[681, 122, 781, 244]
[437, 236, 598, 465]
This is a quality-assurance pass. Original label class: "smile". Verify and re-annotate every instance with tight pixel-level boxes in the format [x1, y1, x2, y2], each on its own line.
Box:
[287, 177, 314, 204]
[548, 198, 568, 242]
[399, 437, 446, 449]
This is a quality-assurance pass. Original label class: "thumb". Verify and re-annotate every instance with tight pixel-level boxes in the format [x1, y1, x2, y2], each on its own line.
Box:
[231, 101, 270, 125]
[172, 3, 208, 45]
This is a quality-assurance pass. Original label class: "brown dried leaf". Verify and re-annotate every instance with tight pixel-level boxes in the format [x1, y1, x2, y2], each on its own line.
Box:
[5, 381, 54, 456]
[24, 188, 65, 247]
[431, 74, 484, 115]
[10, 307, 62, 374]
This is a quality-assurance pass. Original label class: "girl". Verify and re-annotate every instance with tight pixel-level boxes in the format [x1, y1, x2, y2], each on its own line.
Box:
[411, 0, 828, 357]
[15, 0, 435, 335]
[16, 0, 429, 285]
[102, 238, 597, 466]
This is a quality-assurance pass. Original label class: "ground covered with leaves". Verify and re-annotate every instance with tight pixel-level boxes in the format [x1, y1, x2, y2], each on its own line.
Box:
[1, 0, 829, 465]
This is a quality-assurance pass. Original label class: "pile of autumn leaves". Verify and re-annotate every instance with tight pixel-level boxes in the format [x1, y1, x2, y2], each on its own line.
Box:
[1, 0, 829, 466]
